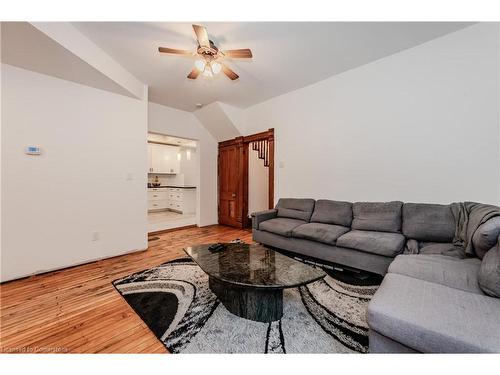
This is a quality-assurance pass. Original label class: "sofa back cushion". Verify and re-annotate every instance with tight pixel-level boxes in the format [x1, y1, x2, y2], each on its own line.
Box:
[276, 198, 315, 222]
[402, 203, 455, 242]
[478, 238, 500, 298]
[352, 201, 403, 233]
[310, 200, 353, 227]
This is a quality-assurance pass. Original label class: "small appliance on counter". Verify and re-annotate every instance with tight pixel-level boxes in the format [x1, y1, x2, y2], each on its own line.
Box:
[148, 175, 161, 188]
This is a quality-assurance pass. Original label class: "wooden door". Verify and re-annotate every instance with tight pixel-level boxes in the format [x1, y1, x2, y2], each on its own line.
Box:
[218, 138, 245, 227]
[218, 129, 274, 228]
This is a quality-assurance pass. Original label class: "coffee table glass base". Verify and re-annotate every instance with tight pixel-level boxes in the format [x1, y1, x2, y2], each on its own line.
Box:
[209, 277, 283, 323]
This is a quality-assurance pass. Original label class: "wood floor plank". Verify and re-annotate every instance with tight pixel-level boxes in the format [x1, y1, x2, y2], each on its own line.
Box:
[0, 225, 253, 353]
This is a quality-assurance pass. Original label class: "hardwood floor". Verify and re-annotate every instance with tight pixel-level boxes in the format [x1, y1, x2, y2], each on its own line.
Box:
[0, 225, 253, 353]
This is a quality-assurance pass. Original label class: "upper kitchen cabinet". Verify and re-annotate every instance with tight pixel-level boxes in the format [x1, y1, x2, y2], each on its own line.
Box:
[148, 143, 180, 174]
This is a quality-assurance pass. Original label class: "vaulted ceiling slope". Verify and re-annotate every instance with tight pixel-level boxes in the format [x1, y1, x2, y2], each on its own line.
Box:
[1, 22, 138, 98]
[74, 22, 473, 111]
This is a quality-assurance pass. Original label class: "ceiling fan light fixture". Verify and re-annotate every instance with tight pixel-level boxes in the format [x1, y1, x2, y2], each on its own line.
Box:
[159, 24, 251, 81]
[211, 61, 222, 75]
[194, 59, 206, 71]
[202, 68, 213, 78]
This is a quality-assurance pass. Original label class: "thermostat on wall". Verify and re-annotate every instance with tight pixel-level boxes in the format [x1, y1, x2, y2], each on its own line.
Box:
[25, 146, 41, 155]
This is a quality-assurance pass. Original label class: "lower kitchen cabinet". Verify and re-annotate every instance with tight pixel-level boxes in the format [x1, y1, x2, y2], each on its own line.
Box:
[148, 187, 196, 214]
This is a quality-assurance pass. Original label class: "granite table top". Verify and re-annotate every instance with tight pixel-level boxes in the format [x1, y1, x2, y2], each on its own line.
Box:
[184, 243, 326, 289]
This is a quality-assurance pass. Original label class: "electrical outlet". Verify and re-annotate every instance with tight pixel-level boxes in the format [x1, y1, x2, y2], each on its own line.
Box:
[91, 231, 100, 241]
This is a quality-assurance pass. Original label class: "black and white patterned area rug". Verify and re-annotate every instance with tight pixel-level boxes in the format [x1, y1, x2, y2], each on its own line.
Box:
[113, 258, 378, 353]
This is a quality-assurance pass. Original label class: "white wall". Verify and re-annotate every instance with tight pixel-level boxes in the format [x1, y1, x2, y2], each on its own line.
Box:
[1, 64, 148, 282]
[148, 102, 218, 226]
[243, 23, 500, 205]
[248, 147, 269, 216]
[193, 102, 241, 142]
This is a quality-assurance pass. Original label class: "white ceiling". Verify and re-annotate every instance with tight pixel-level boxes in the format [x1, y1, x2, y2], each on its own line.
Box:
[1, 22, 134, 98]
[148, 132, 197, 148]
[38, 22, 477, 112]
[73, 22, 474, 112]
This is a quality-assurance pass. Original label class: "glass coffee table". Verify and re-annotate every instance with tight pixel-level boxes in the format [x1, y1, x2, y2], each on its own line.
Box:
[184, 243, 326, 322]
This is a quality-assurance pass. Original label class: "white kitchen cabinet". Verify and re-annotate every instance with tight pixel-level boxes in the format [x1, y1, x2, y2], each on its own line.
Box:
[147, 187, 196, 214]
[147, 188, 169, 210]
[166, 188, 196, 214]
[148, 144, 153, 172]
[148, 143, 180, 174]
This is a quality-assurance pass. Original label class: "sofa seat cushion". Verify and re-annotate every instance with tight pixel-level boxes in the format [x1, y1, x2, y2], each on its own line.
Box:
[292, 223, 350, 245]
[388, 254, 483, 294]
[336, 230, 405, 257]
[352, 201, 403, 233]
[310, 200, 353, 227]
[275, 198, 315, 221]
[402, 203, 455, 242]
[259, 218, 307, 237]
[367, 273, 500, 353]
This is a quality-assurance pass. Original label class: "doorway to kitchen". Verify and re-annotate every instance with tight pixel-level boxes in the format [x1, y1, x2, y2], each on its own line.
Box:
[148, 132, 199, 233]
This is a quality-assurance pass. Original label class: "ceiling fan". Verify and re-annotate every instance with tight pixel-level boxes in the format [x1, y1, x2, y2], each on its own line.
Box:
[158, 24, 252, 81]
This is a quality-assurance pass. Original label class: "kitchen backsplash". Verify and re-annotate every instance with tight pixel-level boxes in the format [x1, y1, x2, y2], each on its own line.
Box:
[148, 173, 185, 186]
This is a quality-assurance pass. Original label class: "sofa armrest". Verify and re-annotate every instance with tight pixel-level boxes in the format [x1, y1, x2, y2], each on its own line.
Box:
[251, 209, 277, 229]
[473, 216, 500, 259]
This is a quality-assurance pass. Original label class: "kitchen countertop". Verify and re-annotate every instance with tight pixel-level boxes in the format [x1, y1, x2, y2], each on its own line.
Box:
[148, 186, 197, 189]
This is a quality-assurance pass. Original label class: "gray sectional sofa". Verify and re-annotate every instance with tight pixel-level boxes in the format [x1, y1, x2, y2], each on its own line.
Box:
[251, 198, 500, 353]
[368, 248, 500, 353]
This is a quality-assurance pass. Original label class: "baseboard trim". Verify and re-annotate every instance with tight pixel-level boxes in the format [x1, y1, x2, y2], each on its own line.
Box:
[0, 247, 148, 284]
[148, 224, 197, 235]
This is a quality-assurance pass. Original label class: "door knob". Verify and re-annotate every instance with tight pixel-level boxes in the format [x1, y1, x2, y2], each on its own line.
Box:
[232, 193, 236, 198]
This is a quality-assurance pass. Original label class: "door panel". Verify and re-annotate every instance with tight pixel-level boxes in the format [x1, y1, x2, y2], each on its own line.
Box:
[218, 143, 241, 227]
[218, 130, 273, 228]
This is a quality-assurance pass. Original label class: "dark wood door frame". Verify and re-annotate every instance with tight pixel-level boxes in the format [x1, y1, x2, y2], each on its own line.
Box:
[218, 128, 274, 228]
[243, 129, 275, 210]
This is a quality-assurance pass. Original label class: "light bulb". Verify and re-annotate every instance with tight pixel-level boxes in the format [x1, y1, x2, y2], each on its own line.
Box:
[177, 152, 181, 161]
[194, 59, 206, 71]
[202, 68, 213, 78]
[211, 61, 222, 74]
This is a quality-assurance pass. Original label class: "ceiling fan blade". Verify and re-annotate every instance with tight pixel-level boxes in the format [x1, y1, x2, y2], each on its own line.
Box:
[158, 47, 194, 56]
[192, 25, 210, 48]
[187, 67, 201, 79]
[223, 49, 253, 58]
[222, 64, 239, 80]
